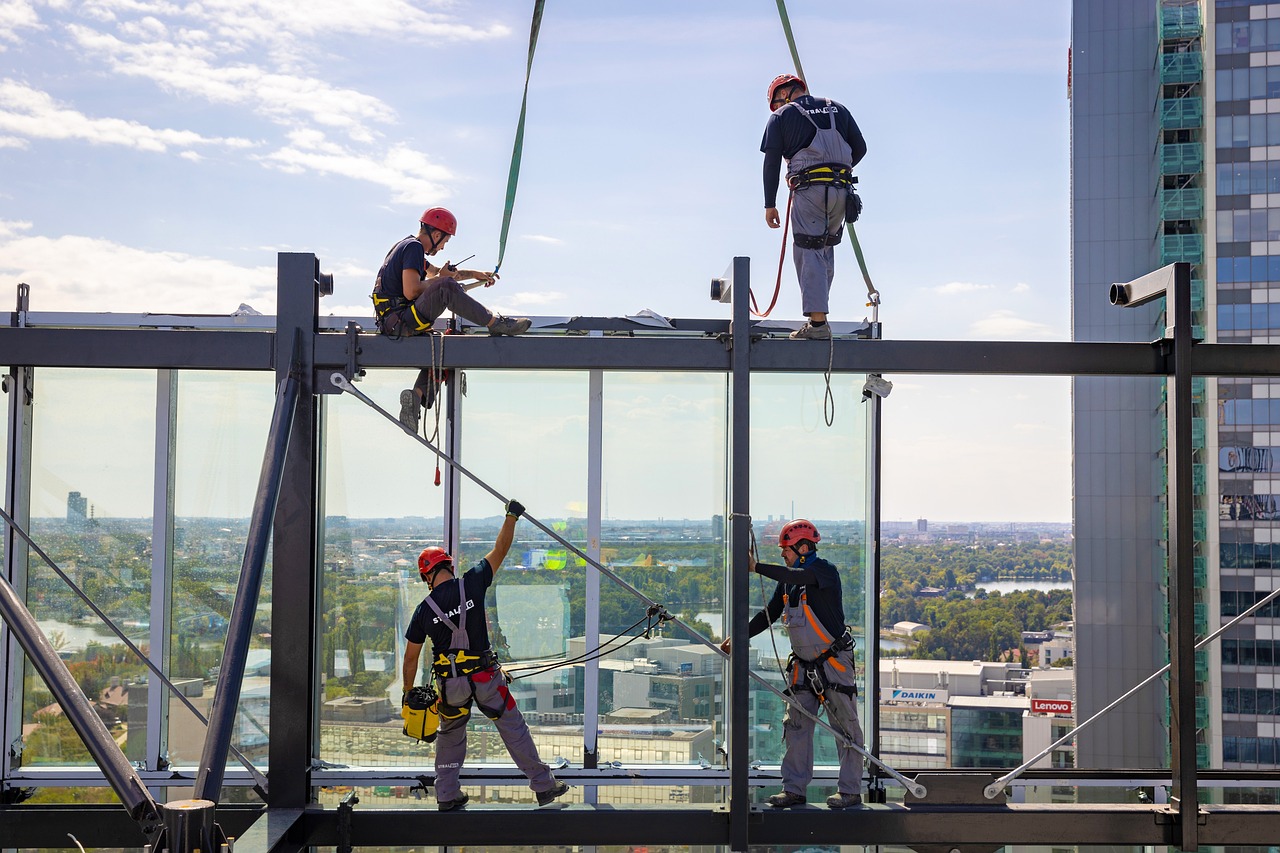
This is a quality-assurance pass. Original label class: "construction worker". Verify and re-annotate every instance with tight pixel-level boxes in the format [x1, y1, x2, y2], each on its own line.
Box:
[762, 75, 867, 340]
[371, 207, 532, 432]
[720, 519, 864, 809]
[401, 499, 570, 811]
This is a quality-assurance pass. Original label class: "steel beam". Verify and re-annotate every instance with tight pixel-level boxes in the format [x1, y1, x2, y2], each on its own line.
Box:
[0, 327, 273, 369]
[727, 256, 751, 852]
[269, 253, 321, 813]
[272, 802, 1280, 849]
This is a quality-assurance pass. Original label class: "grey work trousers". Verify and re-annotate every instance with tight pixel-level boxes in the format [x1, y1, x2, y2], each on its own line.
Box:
[433, 669, 556, 804]
[380, 276, 493, 403]
[789, 184, 846, 315]
[780, 682, 865, 797]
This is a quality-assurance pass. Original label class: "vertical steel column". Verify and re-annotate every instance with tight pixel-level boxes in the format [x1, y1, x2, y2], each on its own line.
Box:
[727, 257, 751, 853]
[1166, 261, 1198, 850]
[146, 370, 176, 778]
[267, 252, 320, 821]
[445, 371, 462, 556]
[865, 384, 882, 769]
[1, 310, 32, 784]
[194, 349, 300, 799]
[584, 368, 603, 781]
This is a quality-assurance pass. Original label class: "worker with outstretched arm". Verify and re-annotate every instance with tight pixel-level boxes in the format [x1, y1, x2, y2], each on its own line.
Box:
[720, 519, 864, 808]
[401, 499, 569, 811]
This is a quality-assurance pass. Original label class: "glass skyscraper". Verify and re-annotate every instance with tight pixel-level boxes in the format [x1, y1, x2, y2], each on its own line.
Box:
[1073, 0, 1277, 773]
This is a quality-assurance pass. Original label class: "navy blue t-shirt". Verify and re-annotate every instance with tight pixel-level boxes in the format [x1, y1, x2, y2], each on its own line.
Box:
[760, 94, 867, 207]
[375, 235, 427, 300]
[405, 561, 495, 653]
[747, 554, 846, 640]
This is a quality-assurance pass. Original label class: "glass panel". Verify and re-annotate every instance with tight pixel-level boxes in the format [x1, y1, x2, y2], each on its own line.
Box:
[598, 372, 727, 765]
[747, 372, 869, 793]
[167, 371, 275, 770]
[24, 369, 155, 766]
[318, 371, 446, 768]
[456, 369, 588, 779]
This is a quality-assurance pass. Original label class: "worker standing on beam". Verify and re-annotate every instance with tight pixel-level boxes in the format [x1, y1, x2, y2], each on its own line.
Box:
[371, 207, 532, 432]
[720, 520, 865, 809]
[401, 499, 570, 811]
[762, 75, 867, 340]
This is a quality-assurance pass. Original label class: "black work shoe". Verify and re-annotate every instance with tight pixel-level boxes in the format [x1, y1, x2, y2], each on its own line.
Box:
[826, 791, 862, 809]
[488, 315, 532, 336]
[536, 780, 570, 806]
[437, 793, 469, 812]
[399, 389, 420, 432]
[767, 790, 807, 808]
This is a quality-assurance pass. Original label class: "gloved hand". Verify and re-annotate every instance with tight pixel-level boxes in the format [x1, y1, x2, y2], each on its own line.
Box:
[505, 499, 525, 518]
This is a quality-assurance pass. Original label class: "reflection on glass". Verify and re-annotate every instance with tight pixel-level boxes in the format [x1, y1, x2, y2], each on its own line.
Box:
[168, 371, 275, 769]
[597, 373, 727, 766]
[458, 370, 586, 769]
[319, 371, 446, 767]
[25, 369, 156, 766]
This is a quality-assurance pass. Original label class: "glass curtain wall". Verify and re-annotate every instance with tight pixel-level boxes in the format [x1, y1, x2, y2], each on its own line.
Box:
[597, 373, 728, 806]
[168, 371, 275, 779]
[23, 369, 155, 786]
[747, 372, 871, 796]
[319, 371, 446, 771]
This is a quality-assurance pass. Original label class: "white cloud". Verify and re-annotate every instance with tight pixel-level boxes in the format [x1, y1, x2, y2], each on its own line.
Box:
[522, 234, 565, 245]
[1011, 282, 1031, 293]
[933, 281, 995, 295]
[0, 79, 255, 152]
[0, 0, 41, 46]
[506, 290, 567, 308]
[257, 131, 452, 204]
[67, 25, 389, 142]
[969, 309, 1058, 340]
[78, 0, 510, 48]
[0, 221, 275, 313]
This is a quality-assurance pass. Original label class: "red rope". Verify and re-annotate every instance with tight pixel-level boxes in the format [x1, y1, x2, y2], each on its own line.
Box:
[750, 191, 792, 318]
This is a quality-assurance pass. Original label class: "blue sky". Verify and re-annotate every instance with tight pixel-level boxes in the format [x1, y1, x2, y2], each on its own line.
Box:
[1, 1, 1073, 522]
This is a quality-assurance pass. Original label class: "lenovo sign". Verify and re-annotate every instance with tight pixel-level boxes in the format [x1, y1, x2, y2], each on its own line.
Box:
[1031, 699, 1073, 715]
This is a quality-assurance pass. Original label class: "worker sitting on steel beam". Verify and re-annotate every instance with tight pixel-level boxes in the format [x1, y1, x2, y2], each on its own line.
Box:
[371, 207, 531, 432]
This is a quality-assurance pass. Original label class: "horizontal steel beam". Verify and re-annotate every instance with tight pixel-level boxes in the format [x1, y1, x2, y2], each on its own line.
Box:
[0, 327, 273, 370]
[0, 805, 263, 849]
[2, 322, 1278, 379]
[286, 802, 1280, 848]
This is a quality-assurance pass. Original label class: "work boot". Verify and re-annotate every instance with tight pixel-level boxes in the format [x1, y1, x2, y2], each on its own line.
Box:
[766, 790, 807, 808]
[789, 321, 831, 340]
[398, 389, 420, 433]
[536, 779, 570, 806]
[437, 793, 469, 812]
[826, 791, 862, 809]
[488, 315, 532, 336]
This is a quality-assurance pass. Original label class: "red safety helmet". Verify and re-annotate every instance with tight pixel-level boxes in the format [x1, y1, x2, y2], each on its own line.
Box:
[767, 74, 806, 108]
[418, 546, 453, 581]
[778, 519, 821, 548]
[419, 207, 457, 236]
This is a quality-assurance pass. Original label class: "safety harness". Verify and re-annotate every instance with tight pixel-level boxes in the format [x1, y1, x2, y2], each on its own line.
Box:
[422, 578, 510, 721]
[786, 625, 858, 702]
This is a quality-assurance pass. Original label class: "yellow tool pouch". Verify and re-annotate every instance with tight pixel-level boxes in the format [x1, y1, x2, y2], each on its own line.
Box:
[401, 685, 440, 743]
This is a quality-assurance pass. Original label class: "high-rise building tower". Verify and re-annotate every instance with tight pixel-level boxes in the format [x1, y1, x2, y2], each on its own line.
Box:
[1073, 0, 1271, 773]
[66, 490, 87, 527]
